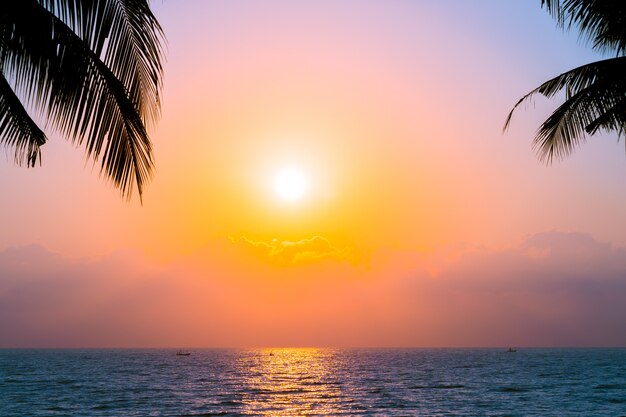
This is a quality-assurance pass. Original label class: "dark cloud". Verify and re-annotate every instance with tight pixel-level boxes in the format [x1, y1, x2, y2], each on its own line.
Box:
[394, 231, 626, 346]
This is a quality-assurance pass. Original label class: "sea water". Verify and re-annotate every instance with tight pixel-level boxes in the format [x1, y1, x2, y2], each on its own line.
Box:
[1, 348, 625, 416]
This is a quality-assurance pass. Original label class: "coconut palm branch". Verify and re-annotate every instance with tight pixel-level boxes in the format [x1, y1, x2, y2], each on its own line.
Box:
[542, 0, 626, 54]
[505, 56, 626, 161]
[0, 0, 164, 199]
[505, 0, 626, 162]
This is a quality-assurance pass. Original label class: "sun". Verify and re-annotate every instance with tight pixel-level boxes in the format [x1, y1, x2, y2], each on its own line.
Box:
[273, 167, 308, 202]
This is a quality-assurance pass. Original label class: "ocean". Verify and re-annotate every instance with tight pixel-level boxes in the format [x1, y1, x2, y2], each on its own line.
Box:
[1, 348, 624, 416]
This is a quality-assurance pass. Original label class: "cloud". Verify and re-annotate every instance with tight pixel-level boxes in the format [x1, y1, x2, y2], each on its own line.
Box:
[229, 235, 352, 265]
[1, 231, 626, 347]
[389, 231, 626, 347]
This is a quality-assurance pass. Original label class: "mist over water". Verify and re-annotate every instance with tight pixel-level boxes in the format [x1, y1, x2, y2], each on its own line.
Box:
[1, 348, 625, 416]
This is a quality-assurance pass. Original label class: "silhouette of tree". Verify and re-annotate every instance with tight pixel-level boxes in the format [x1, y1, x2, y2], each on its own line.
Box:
[505, 0, 626, 162]
[0, 0, 164, 199]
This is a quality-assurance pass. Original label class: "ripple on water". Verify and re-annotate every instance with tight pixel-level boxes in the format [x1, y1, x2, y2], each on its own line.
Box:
[0, 348, 625, 417]
[410, 384, 465, 390]
[594, 383, 624, 390]
[499, 386, 530, 393]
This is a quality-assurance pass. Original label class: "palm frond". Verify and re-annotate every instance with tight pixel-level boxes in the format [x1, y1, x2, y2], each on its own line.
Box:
[37, 0, 165, 127]
[0, 71, 46, 167]
[0, 0, 163, 199]
[541, 0, 626, 55]
[102, 0, 165, 127]
[534, 79, 623, 161]
[585, 98, 626, 135]
[504, 56, 626, 161]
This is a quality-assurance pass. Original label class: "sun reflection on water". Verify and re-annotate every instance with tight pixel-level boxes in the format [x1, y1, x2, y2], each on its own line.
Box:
[237, 348, 348, 416]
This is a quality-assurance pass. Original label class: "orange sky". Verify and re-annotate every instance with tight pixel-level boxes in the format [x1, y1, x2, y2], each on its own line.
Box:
[1, 1, 626, 347]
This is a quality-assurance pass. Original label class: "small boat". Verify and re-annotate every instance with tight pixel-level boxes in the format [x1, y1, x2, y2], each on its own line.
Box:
[176, 350, 191, 356]
[507, 347, 517, 353]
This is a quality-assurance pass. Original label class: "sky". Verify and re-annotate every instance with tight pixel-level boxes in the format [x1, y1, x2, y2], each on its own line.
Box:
[1, 0, 626, 347]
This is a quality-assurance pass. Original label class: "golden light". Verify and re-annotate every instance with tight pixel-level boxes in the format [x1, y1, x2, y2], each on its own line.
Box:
[273, 167, 308, 202]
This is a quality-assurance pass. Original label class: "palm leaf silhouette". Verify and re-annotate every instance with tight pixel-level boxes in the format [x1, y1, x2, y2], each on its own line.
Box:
[0, 0, 164, 200]
[505, 0, 626, 161]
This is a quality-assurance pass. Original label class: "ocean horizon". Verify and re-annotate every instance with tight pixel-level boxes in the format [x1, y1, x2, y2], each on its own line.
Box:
[2, 347, 625, 416]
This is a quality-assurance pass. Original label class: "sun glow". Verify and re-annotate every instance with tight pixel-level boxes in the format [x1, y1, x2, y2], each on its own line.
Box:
[273, 167, 308, 202]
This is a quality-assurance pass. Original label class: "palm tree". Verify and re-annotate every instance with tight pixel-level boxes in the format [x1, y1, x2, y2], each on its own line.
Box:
[505, 0, 626, 162]
[0, 0, 164, 200]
